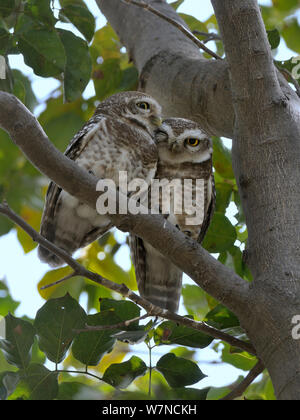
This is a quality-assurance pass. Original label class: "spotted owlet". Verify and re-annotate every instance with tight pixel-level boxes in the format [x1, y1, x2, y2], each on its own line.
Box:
[130, 118, 216, 312]
[38, 91, 162, 266]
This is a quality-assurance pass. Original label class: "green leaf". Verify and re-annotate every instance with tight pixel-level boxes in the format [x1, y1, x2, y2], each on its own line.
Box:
[0, 371, 19, 400]
[0, 0, 15, 18]
[202, 212, 237, 253]
[207, 385, 231, 400]
[267, 29, 280, 49]
[179, 13, 207, 33]
[156, 353, 205, 388]
[99, 298, 141, 328]
[72, 312, 117, 366]
[0, 214, 13, 237]
[12, 78, 25, 103]
[18, 364, 58, 400]
[34, 294, 87, 363]
[102, 356, 147, 389]
[182, 285, 210, 320]
[0, 314, 36, 369]
[272, 0, 299, 12]
[244, 373, 275, 400]
[215, 181, 233, 213]
[16, 206, 41, 253]
[0, 281, 20, 316]
[38, 266, 84, 301]
[213, 138, 235, 179]
[221, 343, 257, 371]
[18, 27, 66, 77]
[227, 245, 252, 281]
[85, 242, 137, 291]
[91, 24, 121, 61]
[0, 22, 11, 55]
[30, 337, 46, 366]
[58, 29, 92, 102]
[170, 0, 185, 10]
[57, 381, 101, 400]
[118, 66, 139, 92]
[205, 304, 240, 330]
[38, 96, 86, 151]
[233, 190, 245, 223]
[24, 0, 56, 27]
[154, 320, 213, 349]
[112, 329, 148, 345]
[282, 19, 300, 54]
[59, 4, 95, 42]
[93, 58, 123, 100]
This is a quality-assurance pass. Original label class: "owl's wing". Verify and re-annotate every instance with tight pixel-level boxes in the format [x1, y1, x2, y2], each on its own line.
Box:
[129, 234, 183, 312]
[64, 114, 104, 160]
[39, 114, 113, 266]
[197, 174, 216, 244]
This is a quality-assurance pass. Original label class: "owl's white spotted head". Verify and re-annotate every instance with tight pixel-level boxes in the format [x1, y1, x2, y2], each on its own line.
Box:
[96, 91, 162, 136]
[123, 94, 162, 135]
[155, 118, 213, 164]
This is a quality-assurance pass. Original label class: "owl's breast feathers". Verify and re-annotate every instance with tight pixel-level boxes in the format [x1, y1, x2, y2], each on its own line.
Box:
[154, 158, 215, 241]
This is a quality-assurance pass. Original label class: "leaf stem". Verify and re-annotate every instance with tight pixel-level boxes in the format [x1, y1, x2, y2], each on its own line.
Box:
[56, 369, 103, 382]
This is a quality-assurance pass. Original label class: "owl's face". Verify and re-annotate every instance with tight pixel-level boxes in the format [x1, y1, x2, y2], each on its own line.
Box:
[96, 91, 162, 136]
[155, 118, 213, 164]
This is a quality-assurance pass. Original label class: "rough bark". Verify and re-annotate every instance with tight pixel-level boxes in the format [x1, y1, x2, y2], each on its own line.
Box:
[97, 0, 300, 400]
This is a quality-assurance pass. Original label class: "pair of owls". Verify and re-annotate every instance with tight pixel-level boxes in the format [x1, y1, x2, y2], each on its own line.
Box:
[39, 91, 215, 313]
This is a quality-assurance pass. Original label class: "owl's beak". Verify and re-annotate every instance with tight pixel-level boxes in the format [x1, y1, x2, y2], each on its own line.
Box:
[154, 128, 168, 143]
[151, 116, 163, 127]
[168, 138, 179, 152]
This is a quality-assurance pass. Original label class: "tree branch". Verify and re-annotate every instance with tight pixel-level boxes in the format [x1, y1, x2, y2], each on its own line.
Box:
[0, 90, 250, 317]
[220, 360, 265, 400]
[0, 200, 256, 355]
[211, 0, 286, 113]
[192, 30, 222, 44]
[121, 0, 222, 60]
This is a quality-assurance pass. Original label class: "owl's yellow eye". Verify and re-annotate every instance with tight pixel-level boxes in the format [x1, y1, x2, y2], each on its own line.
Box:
[185, 138, 200, 147]
[136, 102, 151, 111]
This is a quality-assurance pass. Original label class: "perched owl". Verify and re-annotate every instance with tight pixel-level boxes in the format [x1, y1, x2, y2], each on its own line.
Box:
[130, 118, 216, 312]
[38, 91, 162, 267]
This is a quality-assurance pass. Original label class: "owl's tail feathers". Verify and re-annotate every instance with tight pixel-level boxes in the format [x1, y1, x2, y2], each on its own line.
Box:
[37, 217, 77, 268]
[140, 265, 183, 313]
[38, 245, 66, 268]
[143, 287, 182, 313]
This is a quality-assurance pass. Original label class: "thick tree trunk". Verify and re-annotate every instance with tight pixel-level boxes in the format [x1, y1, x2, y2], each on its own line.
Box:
[97, 0, 300, 399]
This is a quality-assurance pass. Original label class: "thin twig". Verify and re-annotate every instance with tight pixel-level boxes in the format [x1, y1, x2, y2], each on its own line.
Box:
[0, 201, 257, 356]
[121, 0, 222, 60]
[220, 360, 265, 400]
[40, 271, 78, 290]
[192, 30, 222, 44]
[56, 369, 103, 382]
[74, 314, 149, 333]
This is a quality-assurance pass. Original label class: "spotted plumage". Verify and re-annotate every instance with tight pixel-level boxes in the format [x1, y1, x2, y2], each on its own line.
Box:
[38, 91, 162, 267]
[130, 118, 216, 312]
